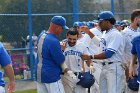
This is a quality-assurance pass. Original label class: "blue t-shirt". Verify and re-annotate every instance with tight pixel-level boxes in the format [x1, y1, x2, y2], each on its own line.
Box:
[36, 31, 65, 83]
[131, 35, 140, 82]
[0, 42, 11, 87]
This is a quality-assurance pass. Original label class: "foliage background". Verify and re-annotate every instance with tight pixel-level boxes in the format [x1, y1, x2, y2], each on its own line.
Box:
[0, 0, 139, 48]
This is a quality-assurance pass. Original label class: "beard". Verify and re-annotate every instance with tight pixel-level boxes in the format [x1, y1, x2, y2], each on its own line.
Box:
[68, 41, 76, 47]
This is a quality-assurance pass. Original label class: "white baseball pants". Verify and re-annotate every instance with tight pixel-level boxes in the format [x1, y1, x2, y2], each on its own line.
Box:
[99, 62, 125, 93]
[37, 79, 65, 93]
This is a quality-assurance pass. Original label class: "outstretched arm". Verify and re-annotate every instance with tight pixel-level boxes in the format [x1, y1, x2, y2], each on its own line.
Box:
[4, 64, 15, 93]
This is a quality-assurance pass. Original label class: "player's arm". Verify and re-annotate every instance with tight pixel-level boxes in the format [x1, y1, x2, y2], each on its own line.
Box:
[81, 32, 121, 60]
[60, 39, 67, 52]
[129, 39, 138, 78]
[82, 45, 93, 72]
[80, 26, 101, 46]
[81, 50, 115, 60]
[4, 64, 15, 92]
[61, 62, 78, 80]
[0, 45, 15, 92]
[129, 54, 137, 79]
[61, 62, 69, 73]
[80, 26, 95, 38]
[82, 60, 85, 72]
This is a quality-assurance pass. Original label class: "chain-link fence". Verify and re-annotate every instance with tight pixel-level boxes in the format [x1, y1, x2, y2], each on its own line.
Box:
[0, 0, 139, 80]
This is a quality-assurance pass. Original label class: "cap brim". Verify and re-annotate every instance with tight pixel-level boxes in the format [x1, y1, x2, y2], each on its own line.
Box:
[98, 19, 104, 22]
[63, 26, 69, 30]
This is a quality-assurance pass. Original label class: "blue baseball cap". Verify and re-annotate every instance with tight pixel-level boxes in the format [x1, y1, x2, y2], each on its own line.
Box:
[73, 22, 80, 27]
[51, 16, 69, 29]
[98, 11, 114, 22]
[86, 22, 94, 29]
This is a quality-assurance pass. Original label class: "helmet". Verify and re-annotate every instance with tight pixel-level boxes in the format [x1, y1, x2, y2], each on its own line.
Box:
[127, 75, 139, 91]
[73, 22, 80, 27]
[73, 22, 86, 27]
[122, 20, 131, 26]
[86, 21, 94, 29]
[77, 72, 95, 88]
[98, 11, 114, 22]
[115, 21, 121, 26]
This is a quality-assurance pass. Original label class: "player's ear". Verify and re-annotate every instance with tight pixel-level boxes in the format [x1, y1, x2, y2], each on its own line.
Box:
[133, 17, 138, 23]
[66, 34, 69, 39]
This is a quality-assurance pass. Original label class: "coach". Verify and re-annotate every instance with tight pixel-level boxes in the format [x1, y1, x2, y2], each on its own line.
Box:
[36, 16, 76, 93]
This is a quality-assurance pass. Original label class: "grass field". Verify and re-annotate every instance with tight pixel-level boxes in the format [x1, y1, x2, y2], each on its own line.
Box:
[13, 89, 37, 93]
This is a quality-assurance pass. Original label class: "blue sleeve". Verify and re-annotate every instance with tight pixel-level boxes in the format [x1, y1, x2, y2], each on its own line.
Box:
[131, 39, 140, 55]
[49, 40, 65, 65]
[0, 44, 11, 67]
[131, 42, 136, 54]
[104, 49, 115, 58]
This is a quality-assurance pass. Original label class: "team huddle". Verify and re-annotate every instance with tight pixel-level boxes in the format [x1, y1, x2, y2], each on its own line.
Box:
[36, 9, 140, 93]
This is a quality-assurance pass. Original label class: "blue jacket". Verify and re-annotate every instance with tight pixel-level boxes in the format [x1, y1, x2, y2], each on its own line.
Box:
[36, 31, 65, 83]
[131, 35, 140, 82]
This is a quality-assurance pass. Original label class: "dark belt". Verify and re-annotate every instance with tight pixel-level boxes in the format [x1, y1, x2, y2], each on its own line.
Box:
[102, 62, 113, 66]
[74, 72, 81, 76]
[92, 61, 97, 63]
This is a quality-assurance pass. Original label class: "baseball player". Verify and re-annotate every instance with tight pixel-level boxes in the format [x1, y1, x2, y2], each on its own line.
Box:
[122, 9, 140, 93]
[36, 16, 76, 93]
[129, 35, 140, 93]
[61, 27, 91, 93]
[114, 21, 123, 32]
[88, 25, 103, 93]
[81, 11, 126, 93]
[0, 42, 15, 93]
[73, 22, 102, 93]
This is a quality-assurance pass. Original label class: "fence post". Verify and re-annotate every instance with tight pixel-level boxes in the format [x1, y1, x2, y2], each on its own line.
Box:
[73, 0, 79, 23]
[27, 0, 34, 80]
[111, 0, 114, 14]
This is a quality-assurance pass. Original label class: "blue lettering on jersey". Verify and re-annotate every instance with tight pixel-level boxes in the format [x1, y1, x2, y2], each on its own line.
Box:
[64, 50, 82, 57]
[100, 38, 106, 46]
[99, 38, 106, 51]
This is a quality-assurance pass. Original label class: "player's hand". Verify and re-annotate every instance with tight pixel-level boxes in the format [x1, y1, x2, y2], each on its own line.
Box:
[81, 54, 91, 60]
[67, 70, 79, 82]
[67, 70, 76, 79]
[7, 81, 15, 93]
[60, 41, 66, 52]
[80, 26, 90, 34]
[129, 65, 135, 79]
[90, 65, 95, 75]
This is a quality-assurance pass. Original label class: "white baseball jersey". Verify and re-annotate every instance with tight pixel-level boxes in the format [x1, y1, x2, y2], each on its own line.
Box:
[77, 34, 91, 47]
[78, 27, 103, 55]
[92, 27, 125, 62]
[122, 26, 140, 62]
[77, 27, 103, 92]
[89, 27, 103, 55]
[91, 28, 126, 93]
[63, 41, 90, 72]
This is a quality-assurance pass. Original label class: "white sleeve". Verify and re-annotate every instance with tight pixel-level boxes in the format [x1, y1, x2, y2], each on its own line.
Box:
[91, 36, 101, 46]
[82, 34, 91, 47]
[107, 33, 122, 53]
[83, 47, 91, 56]
[123, 34, 132, 62]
